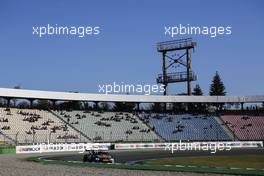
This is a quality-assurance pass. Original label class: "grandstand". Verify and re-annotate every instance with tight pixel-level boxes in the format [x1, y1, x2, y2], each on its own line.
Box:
[0, 107, 162, 144]
[0, 108, 84, 144]
[139, 113, 232, 141]
[52, 110, 161, 142]
[0, 107, 264, 144]
[221, 115, 264, 140]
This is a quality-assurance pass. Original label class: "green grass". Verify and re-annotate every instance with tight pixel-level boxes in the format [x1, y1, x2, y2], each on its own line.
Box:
[28, 155, 264, 176]
[143, 155, 264, 169]
[0, 146, 15, 154]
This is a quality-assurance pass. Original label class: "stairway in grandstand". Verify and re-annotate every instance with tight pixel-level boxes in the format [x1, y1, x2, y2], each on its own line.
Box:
[135, 114, 166, 141]
[49, 110, 92, 141]
[0, 130, 16, 145]
[213, 116, 235, 139]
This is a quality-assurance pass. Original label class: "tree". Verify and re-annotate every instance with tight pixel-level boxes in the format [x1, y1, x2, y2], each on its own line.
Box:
[210, 71, 226, 96]
[191, 84, 205, 112]
[99, 102, 111, 111]
[210, 71, 226, 110]
[12, 85, 21, 107]
[0, 98, 5, 106]
[58, 101, 82, 110]
[35, 100, 50, 110]
[193, 84, 203, 95]
[113, 102, 135, 112]
[150, 103, 163, 113]
[17, 101, 30, 109]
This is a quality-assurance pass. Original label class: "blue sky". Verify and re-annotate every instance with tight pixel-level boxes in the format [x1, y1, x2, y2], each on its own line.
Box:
[0, 0, 263, 95]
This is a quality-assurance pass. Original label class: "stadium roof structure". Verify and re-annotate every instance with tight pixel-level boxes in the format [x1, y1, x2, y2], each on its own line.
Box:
[0, 88, 264, 103]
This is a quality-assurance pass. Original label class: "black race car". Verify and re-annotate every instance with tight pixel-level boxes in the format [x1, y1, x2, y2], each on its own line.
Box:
[83, 150, 114, 163]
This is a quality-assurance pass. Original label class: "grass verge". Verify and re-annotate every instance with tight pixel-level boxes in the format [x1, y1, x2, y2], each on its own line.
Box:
[0, 146, 15, 154]
[27, 155, 264, 176]
[142, 155, 264, 169]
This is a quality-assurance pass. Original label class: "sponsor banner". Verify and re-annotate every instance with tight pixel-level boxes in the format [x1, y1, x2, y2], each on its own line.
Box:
[16, 143, 111, 154]
[114, 141, 263, 150]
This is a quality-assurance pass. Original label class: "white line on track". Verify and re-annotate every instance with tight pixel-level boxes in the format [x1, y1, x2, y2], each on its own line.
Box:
[175, 165, 185, 167]
[230, 167, 240, 170]
[187, 165, 197, 168]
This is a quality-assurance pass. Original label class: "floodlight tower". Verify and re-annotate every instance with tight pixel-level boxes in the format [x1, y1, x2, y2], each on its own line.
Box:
[156, 38, 197, 95]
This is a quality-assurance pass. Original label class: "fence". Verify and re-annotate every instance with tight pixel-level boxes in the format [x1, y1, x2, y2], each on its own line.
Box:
[0, 132, 89, 145]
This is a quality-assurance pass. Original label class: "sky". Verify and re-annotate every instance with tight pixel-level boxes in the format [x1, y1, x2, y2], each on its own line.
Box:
[0, 0, 263, 96]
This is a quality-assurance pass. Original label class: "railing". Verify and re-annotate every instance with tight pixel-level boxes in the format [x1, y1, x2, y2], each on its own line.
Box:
[157, 71, 197, 84]
[0, 131, 16, 145]
[0, 132, 85, 145]
[157, 38, 196, 52]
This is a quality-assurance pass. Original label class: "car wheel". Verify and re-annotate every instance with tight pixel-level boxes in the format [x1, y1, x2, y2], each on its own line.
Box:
[83, 154, 88, 162]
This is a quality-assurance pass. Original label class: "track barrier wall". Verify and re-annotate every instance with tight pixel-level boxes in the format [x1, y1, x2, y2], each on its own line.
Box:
[16, 141, 263, 154]
[114, 141, 263, 150]
[16, 143, 111, 154]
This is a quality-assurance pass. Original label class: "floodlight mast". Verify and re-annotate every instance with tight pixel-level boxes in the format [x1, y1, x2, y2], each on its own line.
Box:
[156, 38, 197, 96]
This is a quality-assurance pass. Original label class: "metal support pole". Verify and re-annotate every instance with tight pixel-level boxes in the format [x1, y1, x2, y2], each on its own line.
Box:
[186, 49, 191, 95]
[94, 102, 98, 110]
[28, 99, 34, 108]
[6, 98, 11, 107]
[162, 52, 167, 111]
[51, 100, 57, 109]
[241, 102, 244, 110]
[162, 51, 167, 96]
[136, 102, 140, 111]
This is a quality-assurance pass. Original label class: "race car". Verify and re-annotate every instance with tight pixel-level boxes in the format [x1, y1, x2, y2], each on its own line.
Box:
[83, 150, 114, 163]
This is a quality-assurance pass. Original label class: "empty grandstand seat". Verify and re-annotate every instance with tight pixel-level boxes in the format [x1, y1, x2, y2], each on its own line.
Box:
[220, 115, 264, 140]
[0, 108, 82, 144]
[52, 110, 161, 142]
[144, 114, 231, 141]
